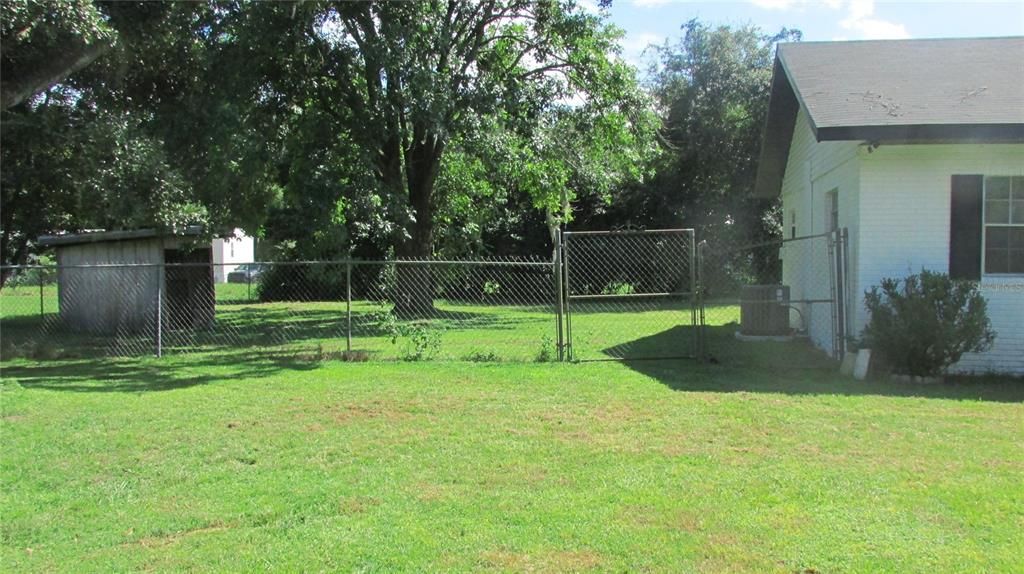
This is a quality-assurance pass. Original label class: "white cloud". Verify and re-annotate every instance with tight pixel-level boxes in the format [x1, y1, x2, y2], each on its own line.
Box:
[575, 0, 601, 14]
[839, 0, 910, 39]
[749, 0, 800, 10]
[841, 16, 910, 39]
[749, 0, 910, 40]
[620, 32, 667, 67]
[748, 0, 842, 10]
[632, 0, 671, 7]
[622, 32, 667, 53]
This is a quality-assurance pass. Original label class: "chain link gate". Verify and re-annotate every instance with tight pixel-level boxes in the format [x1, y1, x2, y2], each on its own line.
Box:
[694, 229, 849, 364]
[557, 229, 698, 361]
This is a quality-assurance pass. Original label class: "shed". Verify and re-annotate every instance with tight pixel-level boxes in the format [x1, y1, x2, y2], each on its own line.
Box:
[37, 227, 215, 335]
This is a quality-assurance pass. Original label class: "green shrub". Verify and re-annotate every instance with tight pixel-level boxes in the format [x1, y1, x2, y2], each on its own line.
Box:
[535, 334, 555, 363]
[370, 304, 443, 361]
[466, 350, 501, 362]
[6, 255, 57, 287]
[402, 323, 443, 361]
[601, 281, 635, 296]
[861, 270, 995, 377]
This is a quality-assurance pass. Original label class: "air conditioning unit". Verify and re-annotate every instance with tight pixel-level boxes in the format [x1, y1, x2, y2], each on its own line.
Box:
[739, 285, 790, 336]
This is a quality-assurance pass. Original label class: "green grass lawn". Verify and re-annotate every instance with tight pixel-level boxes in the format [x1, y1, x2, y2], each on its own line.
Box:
[2, 347, 1022, 572]
[2, 283, 708, 362]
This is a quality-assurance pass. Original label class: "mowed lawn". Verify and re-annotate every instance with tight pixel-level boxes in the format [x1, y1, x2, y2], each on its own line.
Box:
[2, 350, 1022, 572]
[1, 282, 705, 361]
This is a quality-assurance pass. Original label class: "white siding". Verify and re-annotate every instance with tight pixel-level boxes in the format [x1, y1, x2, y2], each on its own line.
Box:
[211, 229, 255, 283]
[857, 144, 1024, 374]
[780, 109, 861, 354]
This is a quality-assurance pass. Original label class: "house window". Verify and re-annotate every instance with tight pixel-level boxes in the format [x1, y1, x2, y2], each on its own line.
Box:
[983, 176, 1024, 274]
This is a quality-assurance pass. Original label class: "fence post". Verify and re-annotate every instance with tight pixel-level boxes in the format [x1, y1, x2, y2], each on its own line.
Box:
[155, 265, 163, 358]
[826, 231, 839, 358]
[697, 241, 707, 361]
[346, 261, 352, 352]
[553, 230, 565, 362]
[835, 227, 848, 358]
[39, 267, 44, 321]
[561, 233, 573, 361]
[688, 230, 697, 359]
[842, 227, 851, 353]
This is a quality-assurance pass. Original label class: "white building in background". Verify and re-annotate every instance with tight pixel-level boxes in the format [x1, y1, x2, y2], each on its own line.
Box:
[211, 229, 255, 283]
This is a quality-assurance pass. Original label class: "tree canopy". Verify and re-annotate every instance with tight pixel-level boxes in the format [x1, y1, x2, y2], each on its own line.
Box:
[592, 20, 800, 245]
[1, 1, 796, 278]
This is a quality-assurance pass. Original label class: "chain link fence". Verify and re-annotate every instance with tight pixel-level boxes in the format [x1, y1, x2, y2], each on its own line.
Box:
[696, 230, 848, 367]
[2, 229, 847, 365]
[560, 229, 697, 360]
[0, 258, 557, 362]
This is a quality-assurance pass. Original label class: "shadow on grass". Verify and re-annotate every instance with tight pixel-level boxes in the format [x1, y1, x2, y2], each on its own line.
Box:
[613, 325, 1024, 403]
[1, 303, 549, 360]
[0, 349, 324, 393]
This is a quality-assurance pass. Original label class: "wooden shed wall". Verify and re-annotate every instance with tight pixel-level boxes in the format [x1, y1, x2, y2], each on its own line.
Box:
[55, 239, 164, 334]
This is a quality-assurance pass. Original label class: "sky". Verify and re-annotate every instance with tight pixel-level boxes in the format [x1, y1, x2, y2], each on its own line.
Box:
[591, 0, 1024, 67]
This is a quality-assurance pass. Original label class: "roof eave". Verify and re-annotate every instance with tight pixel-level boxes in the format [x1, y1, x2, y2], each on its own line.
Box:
[816, 123, 1024, 143]
[753, 55, 801, 199]
[37, 225, 205, 247]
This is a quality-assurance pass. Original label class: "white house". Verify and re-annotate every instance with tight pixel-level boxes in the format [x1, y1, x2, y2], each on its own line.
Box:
[211, 228, 255, 283]
[754, 37, 1024, 375]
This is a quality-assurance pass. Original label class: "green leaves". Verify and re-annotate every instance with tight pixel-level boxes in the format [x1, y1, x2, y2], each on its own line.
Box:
[621, 20, 800, 242]
[862, 270, 996, 376]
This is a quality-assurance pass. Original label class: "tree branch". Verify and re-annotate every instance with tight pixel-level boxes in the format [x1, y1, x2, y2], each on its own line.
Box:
[1, 39, 111, 110]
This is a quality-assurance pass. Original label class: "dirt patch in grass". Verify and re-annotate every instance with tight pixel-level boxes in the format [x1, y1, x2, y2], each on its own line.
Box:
[128, 522, 229, 548]
[480, 549, 603, 572]
[287, 399, 413, 427]
[413, 482, 451, 503]
[329, 401, 409, 423]
[617, 504, 704, 533]
[338, 496, 381, 515]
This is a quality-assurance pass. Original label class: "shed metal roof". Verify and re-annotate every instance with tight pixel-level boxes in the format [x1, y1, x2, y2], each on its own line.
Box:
[754, 36, 1024, 198]
[38, 226, 204, 247]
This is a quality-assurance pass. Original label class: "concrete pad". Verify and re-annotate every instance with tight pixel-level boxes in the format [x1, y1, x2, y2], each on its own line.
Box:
[853, 349, 872, 380]
[840, 352, 857, 376]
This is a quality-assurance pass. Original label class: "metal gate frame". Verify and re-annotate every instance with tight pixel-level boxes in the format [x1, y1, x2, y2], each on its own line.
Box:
[557, 228, 698, 362]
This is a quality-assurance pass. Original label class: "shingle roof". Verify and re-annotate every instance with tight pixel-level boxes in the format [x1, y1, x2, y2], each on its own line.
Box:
[754, 37, 1024, 198]
[781, 37, 1024, 131]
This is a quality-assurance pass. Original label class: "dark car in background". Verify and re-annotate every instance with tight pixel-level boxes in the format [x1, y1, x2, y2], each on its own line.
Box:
[226, 263, 264, 283]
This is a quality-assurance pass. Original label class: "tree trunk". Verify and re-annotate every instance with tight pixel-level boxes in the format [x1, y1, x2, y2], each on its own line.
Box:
[390, 132, 444, 318]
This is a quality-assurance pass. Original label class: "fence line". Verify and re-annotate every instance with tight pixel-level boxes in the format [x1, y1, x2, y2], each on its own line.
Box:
[1, 230, 846, 364]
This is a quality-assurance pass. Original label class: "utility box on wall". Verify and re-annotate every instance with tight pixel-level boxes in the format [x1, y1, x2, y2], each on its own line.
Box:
[739, 284, 791, 336]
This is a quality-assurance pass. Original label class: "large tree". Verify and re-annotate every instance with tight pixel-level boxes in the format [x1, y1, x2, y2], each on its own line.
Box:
[592, 20, 800, 246]
[228, 1, 644, 255]
[206, 0, 653, 311]
[0, 88, 206, 277]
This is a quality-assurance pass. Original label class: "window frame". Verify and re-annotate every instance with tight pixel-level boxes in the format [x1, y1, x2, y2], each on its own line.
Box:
[981, 175, 1024, 276]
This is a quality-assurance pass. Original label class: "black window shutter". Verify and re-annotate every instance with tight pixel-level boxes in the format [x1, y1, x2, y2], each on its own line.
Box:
[949, 174, 983, 280]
